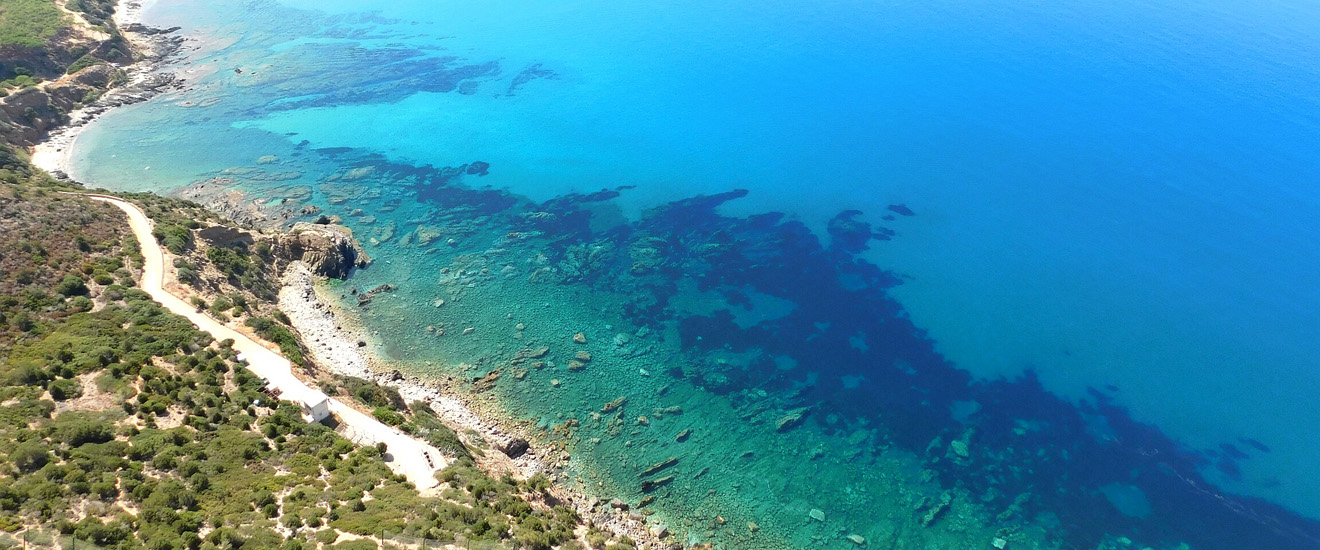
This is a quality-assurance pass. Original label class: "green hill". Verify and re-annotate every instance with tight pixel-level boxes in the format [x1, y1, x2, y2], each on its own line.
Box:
[0, 161, 624, 549]
[0, 0, 68, 49]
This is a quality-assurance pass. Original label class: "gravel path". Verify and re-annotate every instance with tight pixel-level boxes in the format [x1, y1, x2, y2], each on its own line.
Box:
[83, 193, 447, 489]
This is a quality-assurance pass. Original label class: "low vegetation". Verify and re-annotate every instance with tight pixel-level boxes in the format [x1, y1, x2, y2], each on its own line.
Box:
[0, 0, 68, 49]
[0, 159, 628, 549]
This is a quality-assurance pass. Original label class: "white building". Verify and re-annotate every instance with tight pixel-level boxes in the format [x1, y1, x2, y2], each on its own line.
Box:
[278, 385, 332, 422]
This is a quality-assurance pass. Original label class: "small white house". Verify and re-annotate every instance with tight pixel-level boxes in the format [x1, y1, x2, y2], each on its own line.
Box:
[280, 386, 332, 422]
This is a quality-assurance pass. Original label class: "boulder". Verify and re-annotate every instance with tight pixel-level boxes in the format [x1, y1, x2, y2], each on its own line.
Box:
[274, 223, 371, 279]
[501, 437, 530, 458]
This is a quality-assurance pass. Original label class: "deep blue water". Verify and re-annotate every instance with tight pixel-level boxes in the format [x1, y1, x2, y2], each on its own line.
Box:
[67, 0, 1320, 548]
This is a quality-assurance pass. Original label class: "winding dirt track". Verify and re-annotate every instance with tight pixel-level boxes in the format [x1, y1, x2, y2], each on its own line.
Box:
[82, 193, 445, 489]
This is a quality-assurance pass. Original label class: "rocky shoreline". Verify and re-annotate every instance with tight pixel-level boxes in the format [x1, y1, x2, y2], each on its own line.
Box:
[30, 1, 676, 546]
[31, 1, 187, 176]
[278, 262, 677, 549]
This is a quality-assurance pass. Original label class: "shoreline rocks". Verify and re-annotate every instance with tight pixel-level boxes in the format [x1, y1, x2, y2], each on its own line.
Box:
[277, 262, 669, 549]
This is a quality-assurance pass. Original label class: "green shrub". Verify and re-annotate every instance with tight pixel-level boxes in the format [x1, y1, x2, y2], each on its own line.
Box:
[66, 55, 105, 75]
[153, 225, 192, 254]
[54, 274, 88, 296]
[10, 441, 51, 472]
[330, 540, 377, 550]
[56, 417, 114, 446]
[343, 378, 404, 409]
[49, 378, 82, 401]
[68, 295, 94, 311]
[209, 295, 232, 318]
[372, 407, 404, 426]
[245, 316, 304, 364]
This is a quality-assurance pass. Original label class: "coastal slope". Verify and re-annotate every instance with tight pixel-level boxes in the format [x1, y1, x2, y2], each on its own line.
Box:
[82, 192, 450, 489]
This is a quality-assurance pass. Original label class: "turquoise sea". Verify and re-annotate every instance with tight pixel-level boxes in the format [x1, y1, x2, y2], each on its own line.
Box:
[68, 0, 1320, 548]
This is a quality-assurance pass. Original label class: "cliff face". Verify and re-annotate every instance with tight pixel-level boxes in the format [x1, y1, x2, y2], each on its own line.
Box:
[0, 63, 118, 145]
[273, 222, 372, 279]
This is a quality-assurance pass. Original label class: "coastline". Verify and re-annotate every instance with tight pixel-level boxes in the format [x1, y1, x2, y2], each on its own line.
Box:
[22, 0, 1320, 547]
[28, 1, 673, 545]
[278, 263, 673, 548]
[31, 0, 181, 176]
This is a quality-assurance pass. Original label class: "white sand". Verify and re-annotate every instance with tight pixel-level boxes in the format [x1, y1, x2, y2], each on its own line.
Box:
[31, 0, 166, 176]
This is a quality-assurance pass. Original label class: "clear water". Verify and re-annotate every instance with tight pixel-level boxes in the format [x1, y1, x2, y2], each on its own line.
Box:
[68, 0, 1320, 548]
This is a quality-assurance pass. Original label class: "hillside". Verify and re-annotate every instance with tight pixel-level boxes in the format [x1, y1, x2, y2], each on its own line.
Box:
[0, 152, 637, 550]
[0, 0, 132, 147]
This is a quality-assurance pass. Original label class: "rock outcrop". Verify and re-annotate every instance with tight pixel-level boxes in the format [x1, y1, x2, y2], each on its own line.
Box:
[273, 222, 370, 279]
[2, 18, 183, 148]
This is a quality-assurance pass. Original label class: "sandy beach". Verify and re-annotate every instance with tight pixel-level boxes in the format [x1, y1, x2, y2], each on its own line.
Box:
[31, 0, 177, 176]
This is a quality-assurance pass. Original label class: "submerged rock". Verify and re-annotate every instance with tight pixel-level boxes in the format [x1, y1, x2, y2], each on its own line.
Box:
[466, 160, 490, 175]
[639, 456, 677, 477]
[471, 369, 501, 393]
[919, 491, 954, 527]
[809, 509, 825, 522]
[847, 534, 866, 545]
[887, 203, 916, 216]
[776, 406, 810, 432]
[950, 439, 970, 458]
[640, 475, 673, 492]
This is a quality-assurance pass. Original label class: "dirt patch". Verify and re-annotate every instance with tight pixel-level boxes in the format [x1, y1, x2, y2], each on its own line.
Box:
[54, 372, 119, 415]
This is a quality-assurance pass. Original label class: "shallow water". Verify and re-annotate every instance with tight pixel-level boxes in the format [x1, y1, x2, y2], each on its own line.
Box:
[68, 0, 1320, 548]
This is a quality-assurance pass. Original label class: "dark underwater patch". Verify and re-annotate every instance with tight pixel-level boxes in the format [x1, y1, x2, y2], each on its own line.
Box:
[232, 142, 1320, 550]
[474, 181, 1320, 550]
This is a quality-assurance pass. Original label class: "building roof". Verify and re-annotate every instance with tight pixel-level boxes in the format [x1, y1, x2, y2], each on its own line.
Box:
[279, 384, 330, 408]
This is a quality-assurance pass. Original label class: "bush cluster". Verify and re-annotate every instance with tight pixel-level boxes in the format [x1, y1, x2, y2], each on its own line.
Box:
[0, 177, 607, 550]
